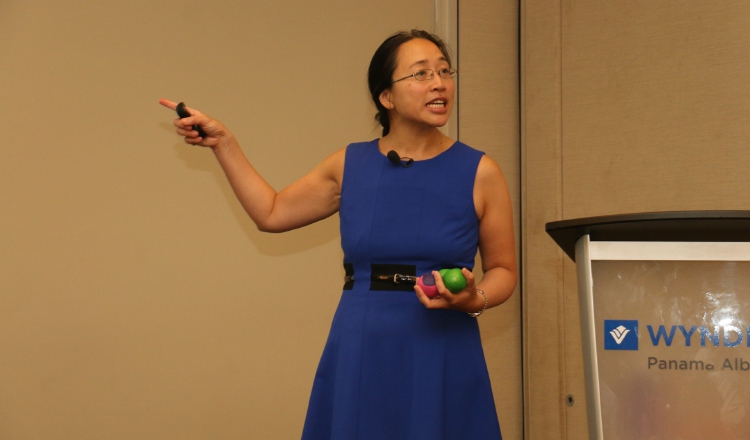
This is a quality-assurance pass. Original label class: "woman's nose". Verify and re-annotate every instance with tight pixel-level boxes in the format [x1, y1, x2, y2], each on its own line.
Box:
[429, 75, 447, 91]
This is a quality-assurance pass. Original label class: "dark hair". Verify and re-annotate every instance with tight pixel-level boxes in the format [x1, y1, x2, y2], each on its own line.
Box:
[367, 30, 452, 137]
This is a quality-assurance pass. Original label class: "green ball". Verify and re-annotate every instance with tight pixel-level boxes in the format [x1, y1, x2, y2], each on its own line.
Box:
[442, 268, 466, 293]
[439, 268, 450, 278]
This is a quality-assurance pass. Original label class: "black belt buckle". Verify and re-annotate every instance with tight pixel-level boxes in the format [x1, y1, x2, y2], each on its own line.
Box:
[342, 263, 418, 291]
[370, 264, 417, 291]
[375, 274, 417, 284]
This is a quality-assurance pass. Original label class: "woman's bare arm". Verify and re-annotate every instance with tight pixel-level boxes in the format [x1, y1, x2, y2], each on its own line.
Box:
[414, 155, 517, 313]
[159, 99, 344, 232]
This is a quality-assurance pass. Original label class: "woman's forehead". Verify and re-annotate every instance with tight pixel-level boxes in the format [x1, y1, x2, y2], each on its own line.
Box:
[396, 39, 447, 68]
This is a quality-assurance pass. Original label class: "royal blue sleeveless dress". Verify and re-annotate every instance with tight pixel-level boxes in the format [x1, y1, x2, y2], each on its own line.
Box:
[301, 139, 502, 440]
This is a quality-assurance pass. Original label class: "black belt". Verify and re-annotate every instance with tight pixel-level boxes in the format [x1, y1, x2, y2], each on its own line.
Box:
[343, 263, 417, 291]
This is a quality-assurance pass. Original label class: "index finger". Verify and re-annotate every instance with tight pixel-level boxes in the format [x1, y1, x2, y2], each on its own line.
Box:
[158, 98, 178, 111]
[414, 285, 448, 310]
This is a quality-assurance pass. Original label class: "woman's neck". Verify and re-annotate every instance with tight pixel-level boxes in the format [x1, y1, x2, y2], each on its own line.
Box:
[380, 127, 453, 161]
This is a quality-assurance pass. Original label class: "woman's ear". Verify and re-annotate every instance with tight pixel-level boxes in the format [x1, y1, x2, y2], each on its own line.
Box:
[379, 89, 394, 110]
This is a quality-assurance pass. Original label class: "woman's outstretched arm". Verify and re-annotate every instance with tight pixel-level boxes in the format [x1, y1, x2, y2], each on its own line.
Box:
[159, 99, 344, 232]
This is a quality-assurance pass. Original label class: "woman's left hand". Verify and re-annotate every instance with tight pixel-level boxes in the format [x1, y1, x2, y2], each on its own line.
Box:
[414, 268, 485, 314]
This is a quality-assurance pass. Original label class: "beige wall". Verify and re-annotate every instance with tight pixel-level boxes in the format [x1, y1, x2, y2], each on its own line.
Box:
[0, 1, 433, 438]
[459, 1, 522, 438]
[1, 0, 525, 439]
[523, 1, 750, 438]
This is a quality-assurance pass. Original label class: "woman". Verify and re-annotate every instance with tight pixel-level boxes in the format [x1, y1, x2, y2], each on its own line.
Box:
[160, 29, 516, 440]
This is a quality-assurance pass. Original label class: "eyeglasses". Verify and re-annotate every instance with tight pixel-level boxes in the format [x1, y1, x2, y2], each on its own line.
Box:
[391, 68, 457, 84]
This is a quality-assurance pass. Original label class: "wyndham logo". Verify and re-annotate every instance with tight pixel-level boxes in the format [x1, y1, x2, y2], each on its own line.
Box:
[605, 320, 639, 350]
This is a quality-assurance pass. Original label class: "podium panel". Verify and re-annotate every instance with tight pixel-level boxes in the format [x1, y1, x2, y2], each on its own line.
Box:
[546, 212, 750, 439]
[578, 240, 750, 439]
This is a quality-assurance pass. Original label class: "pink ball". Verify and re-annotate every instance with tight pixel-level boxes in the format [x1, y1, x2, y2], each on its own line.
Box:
[417, 273, 438, 298]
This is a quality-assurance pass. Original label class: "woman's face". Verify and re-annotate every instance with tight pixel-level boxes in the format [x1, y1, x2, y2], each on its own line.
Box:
[379, 38, 455, 132]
